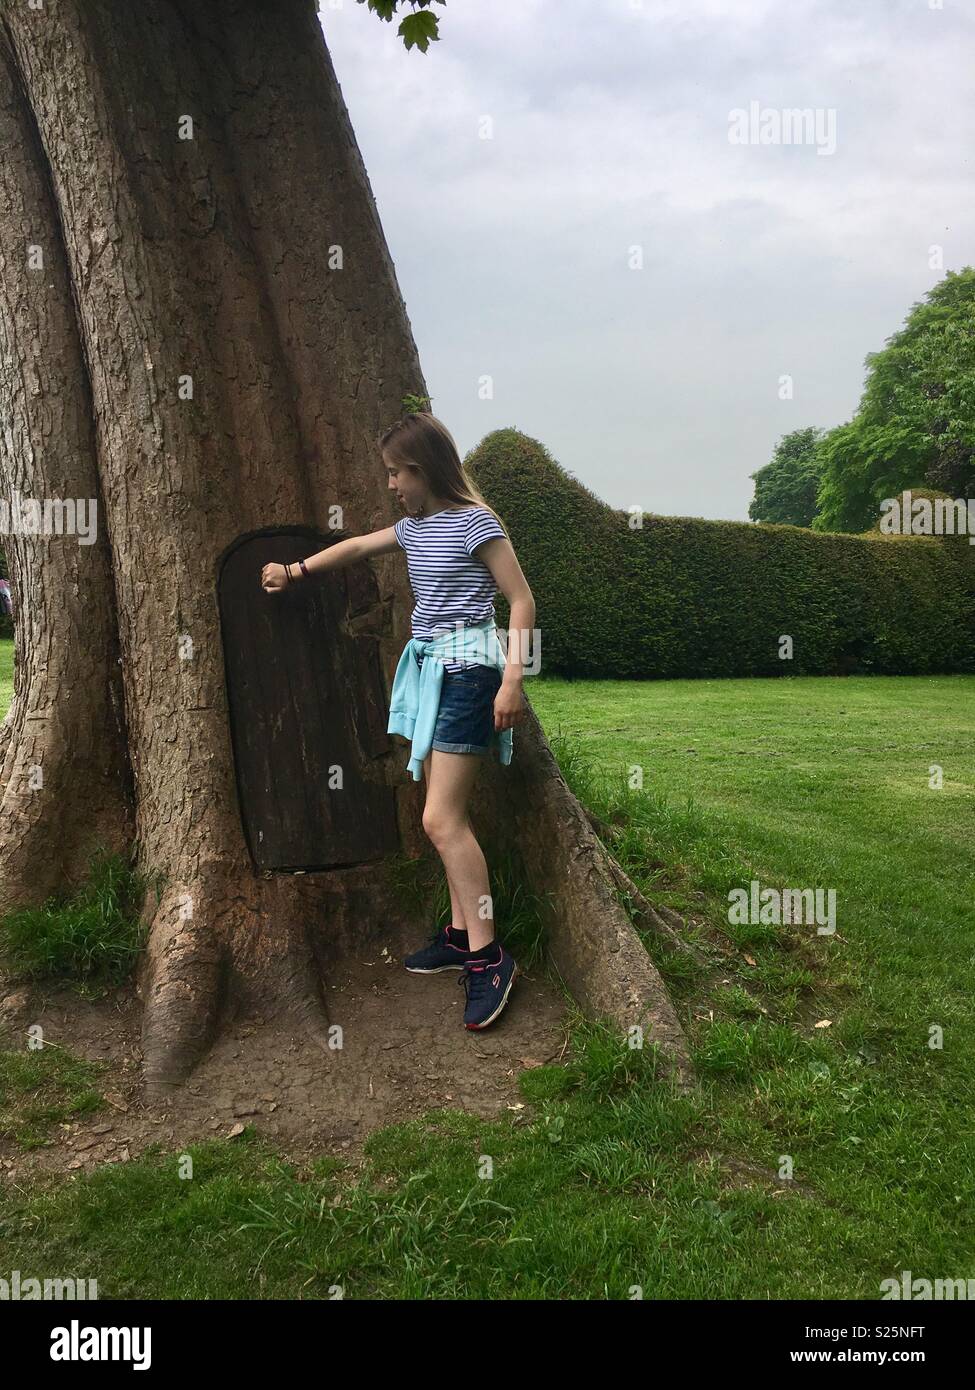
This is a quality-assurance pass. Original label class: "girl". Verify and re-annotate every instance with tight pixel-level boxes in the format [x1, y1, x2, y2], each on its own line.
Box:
[261, 413, 535, 1031]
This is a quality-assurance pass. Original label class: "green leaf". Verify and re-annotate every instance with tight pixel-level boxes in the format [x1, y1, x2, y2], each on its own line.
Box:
[400, 9, 440, 52]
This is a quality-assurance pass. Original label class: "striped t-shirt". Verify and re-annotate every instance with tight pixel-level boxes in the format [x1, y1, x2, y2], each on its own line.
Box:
[394, 505, 507, 672]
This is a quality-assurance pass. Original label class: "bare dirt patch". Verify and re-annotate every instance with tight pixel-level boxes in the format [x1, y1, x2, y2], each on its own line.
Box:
[0, 920, 569, 1187]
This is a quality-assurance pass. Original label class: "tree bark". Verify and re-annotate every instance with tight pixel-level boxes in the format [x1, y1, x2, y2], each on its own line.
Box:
[0, 24, 134, 909]
[0, 0, 695, 1096]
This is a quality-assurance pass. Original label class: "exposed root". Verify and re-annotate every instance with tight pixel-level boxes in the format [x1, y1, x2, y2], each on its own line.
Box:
[284, 986, 334, 1056]
[138, 891, 225, 1094]
[602, 854, 710, 964]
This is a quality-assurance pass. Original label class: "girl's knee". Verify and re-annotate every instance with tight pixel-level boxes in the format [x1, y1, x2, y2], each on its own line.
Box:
[421, 805, 444, 842]
[421, 806, 466, 845]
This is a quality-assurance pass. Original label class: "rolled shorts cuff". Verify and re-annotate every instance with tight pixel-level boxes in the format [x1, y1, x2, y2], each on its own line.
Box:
[430, 739, 491, 756]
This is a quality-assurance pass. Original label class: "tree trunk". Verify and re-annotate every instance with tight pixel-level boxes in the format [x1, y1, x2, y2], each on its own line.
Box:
[0, 0, 694, 1097]
[0, 23, 133, 907]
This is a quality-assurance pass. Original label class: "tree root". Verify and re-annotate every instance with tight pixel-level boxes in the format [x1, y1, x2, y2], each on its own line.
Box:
[601, 852, 710, 964]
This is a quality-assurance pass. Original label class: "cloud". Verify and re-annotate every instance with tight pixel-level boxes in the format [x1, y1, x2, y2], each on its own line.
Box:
[320, 0, 973, 520]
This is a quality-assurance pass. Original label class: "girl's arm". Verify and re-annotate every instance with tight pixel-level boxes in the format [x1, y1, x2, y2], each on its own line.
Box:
[474, 537, 536, 682]
[261, 526, 400, 591]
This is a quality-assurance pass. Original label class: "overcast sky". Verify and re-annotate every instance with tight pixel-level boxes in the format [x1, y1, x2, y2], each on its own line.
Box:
[320, 0, 974, 522]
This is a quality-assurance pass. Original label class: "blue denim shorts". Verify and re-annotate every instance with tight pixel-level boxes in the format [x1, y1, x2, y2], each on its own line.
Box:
[415, 655, 503, 755]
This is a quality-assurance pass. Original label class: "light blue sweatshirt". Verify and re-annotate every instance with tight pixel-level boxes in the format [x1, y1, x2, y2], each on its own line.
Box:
[387, 619, 514, 780]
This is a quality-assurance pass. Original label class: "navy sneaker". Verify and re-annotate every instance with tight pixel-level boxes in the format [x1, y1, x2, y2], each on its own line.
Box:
[404, 923, 471, 973]
[458, 944, 519, 1030]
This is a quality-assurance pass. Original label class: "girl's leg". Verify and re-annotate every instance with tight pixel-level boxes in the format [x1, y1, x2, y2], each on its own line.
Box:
[423, 751, 470, 934]
[422, 750, 496, 951]
[420, 750, 461, 934]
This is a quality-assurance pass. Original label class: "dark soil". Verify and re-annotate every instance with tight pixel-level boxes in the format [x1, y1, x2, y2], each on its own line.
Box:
[0, 919, 569, 1186]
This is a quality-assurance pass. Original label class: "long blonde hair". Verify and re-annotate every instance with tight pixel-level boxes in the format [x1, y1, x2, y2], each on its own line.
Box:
[379, 413, 510, 537]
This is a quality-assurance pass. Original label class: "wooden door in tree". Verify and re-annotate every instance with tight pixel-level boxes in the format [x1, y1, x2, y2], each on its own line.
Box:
[218, 529, 398, 871]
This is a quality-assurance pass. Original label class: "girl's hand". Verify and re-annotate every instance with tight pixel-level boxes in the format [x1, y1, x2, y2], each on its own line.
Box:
[261, 562, 289, 592]
[494, 680, 526, 732]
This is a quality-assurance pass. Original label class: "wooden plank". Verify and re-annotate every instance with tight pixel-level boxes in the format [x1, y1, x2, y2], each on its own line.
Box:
[218, 529, 399, 871]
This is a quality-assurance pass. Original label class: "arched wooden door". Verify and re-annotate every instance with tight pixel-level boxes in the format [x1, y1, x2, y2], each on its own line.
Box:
[218, 529, 399, 871]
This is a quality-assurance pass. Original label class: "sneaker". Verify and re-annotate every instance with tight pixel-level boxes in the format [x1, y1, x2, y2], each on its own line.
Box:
[404, 923, 471, 974]
[458, 944, 519, 1030]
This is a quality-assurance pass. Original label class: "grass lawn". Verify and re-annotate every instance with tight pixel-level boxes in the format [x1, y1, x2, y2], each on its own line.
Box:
[2, 645, 973, 1299]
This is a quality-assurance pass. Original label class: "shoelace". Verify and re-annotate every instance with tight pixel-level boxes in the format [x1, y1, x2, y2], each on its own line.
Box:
[425, 926, 455, 947]
[459, 966, 488, 1004]
[459, 957, 501, 1004]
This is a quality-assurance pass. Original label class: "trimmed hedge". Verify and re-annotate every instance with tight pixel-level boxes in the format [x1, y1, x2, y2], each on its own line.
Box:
[465, 429, 975, 679]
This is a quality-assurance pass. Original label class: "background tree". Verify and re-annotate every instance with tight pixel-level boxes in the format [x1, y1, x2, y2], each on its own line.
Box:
[0, 0, 693, 1097]
[748, 427, 825, 528]
[813, 267, 975, 533]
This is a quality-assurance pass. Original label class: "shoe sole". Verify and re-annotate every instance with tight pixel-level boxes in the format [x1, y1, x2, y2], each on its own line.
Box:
[465, 965, 519, 1030]
[404, 963, 466, 974]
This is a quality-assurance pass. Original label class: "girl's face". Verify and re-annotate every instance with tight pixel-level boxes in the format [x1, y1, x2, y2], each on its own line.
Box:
[385, 458, 428, 515]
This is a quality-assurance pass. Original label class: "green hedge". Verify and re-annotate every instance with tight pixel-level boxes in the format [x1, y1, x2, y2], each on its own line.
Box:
[466, 429, 975, 679]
